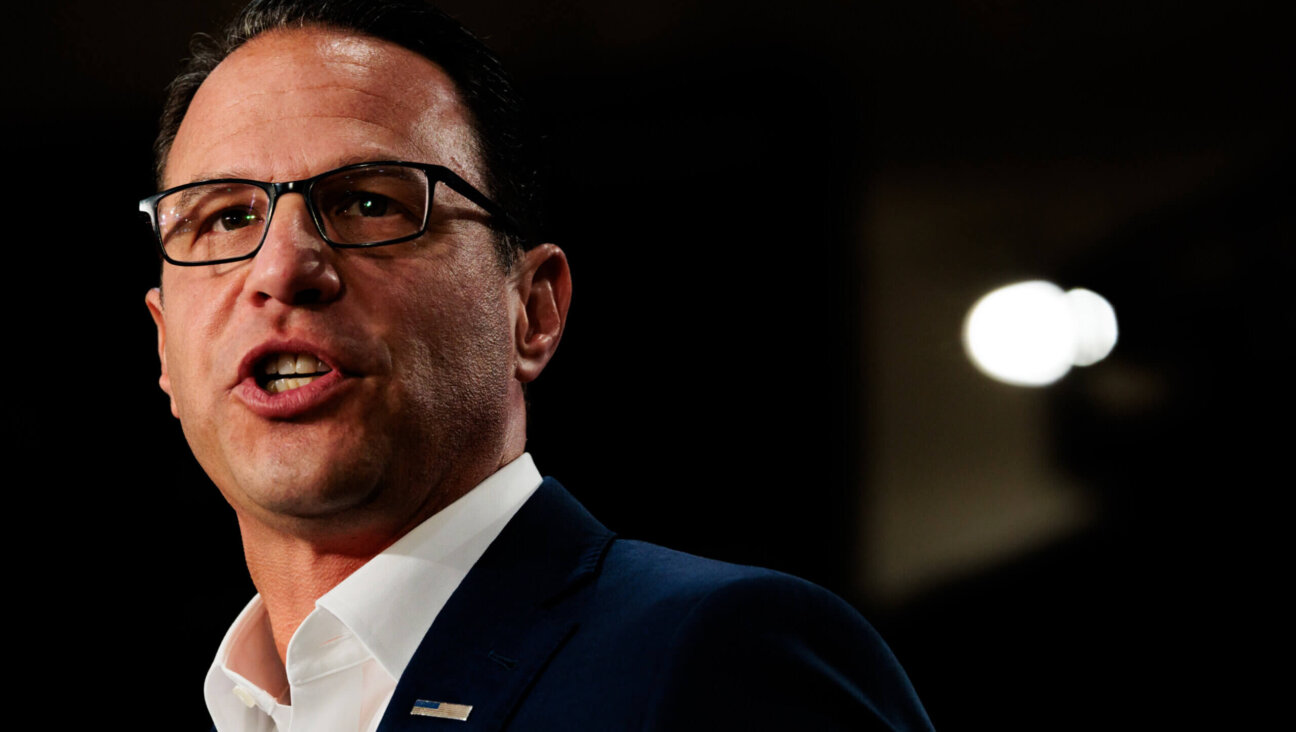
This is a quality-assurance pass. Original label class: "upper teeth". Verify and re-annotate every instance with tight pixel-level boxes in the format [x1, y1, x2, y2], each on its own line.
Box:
[264, 353, 330, 376]
[261, 353, 332, 394]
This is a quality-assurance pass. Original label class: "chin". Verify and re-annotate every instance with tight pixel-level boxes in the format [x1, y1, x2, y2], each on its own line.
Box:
[230, 451, 390, 523]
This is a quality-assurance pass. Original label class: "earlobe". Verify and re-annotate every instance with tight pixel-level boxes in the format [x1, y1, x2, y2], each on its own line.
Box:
[511, 244, 572, 383]
[145, 287, 179, 418]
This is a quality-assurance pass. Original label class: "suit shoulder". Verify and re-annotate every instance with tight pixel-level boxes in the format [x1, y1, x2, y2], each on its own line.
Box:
[590, 539, 933, 731]
[596, 537, 861, 627]
[601, 538, 790, 591]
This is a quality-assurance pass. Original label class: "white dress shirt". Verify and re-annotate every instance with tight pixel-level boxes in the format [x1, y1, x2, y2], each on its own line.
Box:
[205, 454, 544, 732]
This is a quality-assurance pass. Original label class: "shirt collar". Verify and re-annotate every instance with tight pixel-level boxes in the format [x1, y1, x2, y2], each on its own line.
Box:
[314, 452, 543, 679]
[206, 453, 543, 724]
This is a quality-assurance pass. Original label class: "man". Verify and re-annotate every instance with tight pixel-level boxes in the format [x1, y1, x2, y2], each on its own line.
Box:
[142, 1, 932, 729]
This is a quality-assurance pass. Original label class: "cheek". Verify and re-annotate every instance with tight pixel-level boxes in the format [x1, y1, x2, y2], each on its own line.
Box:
[162, 323, 198, 411]
[388, 279, 515, 422]
[159, 293, 235, 416]
[164, 334, 212, 436]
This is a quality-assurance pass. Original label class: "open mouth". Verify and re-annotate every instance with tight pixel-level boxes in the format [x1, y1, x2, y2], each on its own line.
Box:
[256, 353, 333, 394]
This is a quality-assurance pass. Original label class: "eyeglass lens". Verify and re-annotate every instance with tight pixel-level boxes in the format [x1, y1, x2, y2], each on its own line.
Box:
[155, 165, 433, 263]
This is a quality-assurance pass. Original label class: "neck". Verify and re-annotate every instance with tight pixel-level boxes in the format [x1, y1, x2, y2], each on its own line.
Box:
[236, 404, 531, 665]
[237, 520, 379, 664]
[237, 453, 529, 664]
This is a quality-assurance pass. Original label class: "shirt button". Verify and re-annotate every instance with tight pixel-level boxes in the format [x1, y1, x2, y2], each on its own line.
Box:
[232, 686, 258, 708]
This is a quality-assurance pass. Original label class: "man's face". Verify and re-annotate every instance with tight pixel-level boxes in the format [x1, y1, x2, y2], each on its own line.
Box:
[147, 28, 524, 543]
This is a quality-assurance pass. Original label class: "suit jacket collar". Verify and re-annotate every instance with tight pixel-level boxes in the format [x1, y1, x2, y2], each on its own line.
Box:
[376, 478, 614, 731]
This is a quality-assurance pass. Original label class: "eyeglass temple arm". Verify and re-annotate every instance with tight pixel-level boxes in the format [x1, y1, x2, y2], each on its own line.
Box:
[436, 169, 528, 242]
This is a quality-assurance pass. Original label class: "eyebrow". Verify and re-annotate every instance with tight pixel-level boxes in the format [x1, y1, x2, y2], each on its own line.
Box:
[183, 154, 407, 186]
[169, 183, 255, 211]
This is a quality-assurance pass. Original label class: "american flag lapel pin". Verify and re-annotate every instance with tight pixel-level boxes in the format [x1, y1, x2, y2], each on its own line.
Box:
[410, 699, 473, 721]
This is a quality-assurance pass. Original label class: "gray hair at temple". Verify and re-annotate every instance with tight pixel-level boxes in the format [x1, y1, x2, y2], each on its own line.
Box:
[153, 0, 543, 266]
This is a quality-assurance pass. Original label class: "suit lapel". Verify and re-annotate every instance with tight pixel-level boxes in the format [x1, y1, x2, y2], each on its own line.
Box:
[377, 479, 614, 731]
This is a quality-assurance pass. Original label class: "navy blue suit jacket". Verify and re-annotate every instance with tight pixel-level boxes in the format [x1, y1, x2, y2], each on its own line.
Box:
[371, 479, 932, 731]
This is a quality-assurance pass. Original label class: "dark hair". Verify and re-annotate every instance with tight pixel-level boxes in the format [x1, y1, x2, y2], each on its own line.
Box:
[154, 0, 541, 265]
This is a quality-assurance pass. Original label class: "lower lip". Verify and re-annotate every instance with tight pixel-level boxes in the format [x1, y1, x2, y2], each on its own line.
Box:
[233, 369, 352, 419]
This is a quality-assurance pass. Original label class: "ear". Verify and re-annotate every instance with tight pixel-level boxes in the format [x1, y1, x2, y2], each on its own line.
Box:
[145, 287, 180, 418]
[510, 244, 572, 383]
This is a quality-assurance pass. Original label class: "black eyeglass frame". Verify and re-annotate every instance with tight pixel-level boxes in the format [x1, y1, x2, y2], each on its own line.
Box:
[139, 160, 522, 267]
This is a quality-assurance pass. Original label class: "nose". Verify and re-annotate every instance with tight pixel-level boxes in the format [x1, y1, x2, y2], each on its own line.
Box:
[243, 194, 342, 306]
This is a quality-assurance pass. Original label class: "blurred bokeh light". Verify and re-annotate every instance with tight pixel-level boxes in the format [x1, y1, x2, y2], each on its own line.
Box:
[964, 281, 1117, 386]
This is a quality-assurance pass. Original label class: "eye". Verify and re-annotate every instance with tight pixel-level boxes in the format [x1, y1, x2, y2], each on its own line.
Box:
[337, 194, 391, 218]
[211, 207, 263, 232]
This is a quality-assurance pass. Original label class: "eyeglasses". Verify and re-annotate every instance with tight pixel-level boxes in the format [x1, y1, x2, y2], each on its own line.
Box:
[139, 161, 519, 266]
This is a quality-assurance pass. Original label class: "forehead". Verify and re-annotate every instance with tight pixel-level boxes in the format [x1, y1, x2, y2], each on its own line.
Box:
[165, 27, 479, 188]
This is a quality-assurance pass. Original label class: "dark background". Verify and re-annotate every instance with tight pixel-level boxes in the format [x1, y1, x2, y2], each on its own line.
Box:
[21, 0, 1289, 727]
